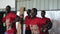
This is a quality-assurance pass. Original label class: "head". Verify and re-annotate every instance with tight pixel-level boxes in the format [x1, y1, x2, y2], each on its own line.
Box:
[41, 10, 46, 18]
[30, 8, 37, 18]
[27, 9, 31, 16]
[24, 7, 26, 11]
[6, 5, 11, 13]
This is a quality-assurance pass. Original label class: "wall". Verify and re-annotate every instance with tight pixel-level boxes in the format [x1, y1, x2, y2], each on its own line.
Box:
[0, 0, 15, 11]
[17, 0, 60, 10]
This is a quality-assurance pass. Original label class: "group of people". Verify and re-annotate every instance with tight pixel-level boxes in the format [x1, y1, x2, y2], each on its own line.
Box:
[1, 5, 52, 34]
[25, 8, 52, 34]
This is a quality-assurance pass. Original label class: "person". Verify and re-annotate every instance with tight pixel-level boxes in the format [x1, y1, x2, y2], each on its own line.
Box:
[25, 9, 31, 20]
[25, 9, 31, 34]
[29, 8, 41, 34]
[39, 10, 52, 34]
[2, 5, 17, 34]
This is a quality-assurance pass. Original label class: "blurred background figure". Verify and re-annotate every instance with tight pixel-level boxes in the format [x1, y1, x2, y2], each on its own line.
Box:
[39, 10, 52, 34]
[2, 5, 17, 34]
[29, 8, 40, 34]
[25, 9, 31, 34]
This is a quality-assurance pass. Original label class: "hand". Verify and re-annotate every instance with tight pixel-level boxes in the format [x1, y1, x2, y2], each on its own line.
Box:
[43, 28, 47, 32]
[40, 28, 43, 32]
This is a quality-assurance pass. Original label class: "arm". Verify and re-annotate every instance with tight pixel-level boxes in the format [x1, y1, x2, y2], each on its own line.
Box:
[45, 20, 52, 30]
[41, 20, 52, 32]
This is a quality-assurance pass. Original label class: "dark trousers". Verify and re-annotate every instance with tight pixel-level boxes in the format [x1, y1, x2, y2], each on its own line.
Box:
[0, 26, 6, 34]
[25, 30, 31, 34]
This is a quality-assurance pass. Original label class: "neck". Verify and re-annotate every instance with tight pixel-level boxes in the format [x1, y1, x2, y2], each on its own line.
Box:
[42, 16, 45, 18]
[31, 16, 36, 19]
[6, 11, 10, 15]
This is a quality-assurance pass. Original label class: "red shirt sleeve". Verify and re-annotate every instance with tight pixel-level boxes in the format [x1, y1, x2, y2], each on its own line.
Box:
[46, 18, 51, 22]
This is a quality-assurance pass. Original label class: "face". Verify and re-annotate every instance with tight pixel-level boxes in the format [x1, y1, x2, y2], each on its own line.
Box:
[30, 10, 36, 18]
[41, 11, 45, 18]
[6, 7, 11, 13]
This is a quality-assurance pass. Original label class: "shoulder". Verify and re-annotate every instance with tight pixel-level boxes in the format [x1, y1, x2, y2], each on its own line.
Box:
[45, 17, 51, 21]
[9, 11, 15, 14]
[6, 12, 17, 18]
[36, 17, 42, 20]
[25, 16, 29, 18]
[25, 16, 31, 19]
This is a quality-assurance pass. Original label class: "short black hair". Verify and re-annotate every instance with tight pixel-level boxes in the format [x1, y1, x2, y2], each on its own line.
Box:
[6, 5, 11, 9]
[32, 8, 37, 13]
[41, 10, 46, 14]
[27, 9, 31, 14]
[24, 7, 26, 11]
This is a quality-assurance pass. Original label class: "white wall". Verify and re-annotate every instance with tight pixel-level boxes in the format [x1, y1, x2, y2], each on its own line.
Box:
[17, 0, 60, 10]
[0, 0, 15, 11]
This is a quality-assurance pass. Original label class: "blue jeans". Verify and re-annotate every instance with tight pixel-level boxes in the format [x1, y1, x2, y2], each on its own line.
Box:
[4, 32, 14, 34]
[4, 32, 6, 34]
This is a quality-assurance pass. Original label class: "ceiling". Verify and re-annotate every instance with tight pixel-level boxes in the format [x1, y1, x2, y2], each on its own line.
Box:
[17, 0, 30, 2]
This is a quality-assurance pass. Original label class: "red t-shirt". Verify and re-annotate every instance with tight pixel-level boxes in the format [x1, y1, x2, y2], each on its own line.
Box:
[29, 17, 42, 34]
[24, 16, 31, 30]
[38, 17, 51, 34]
[2, 12, 17, 33]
